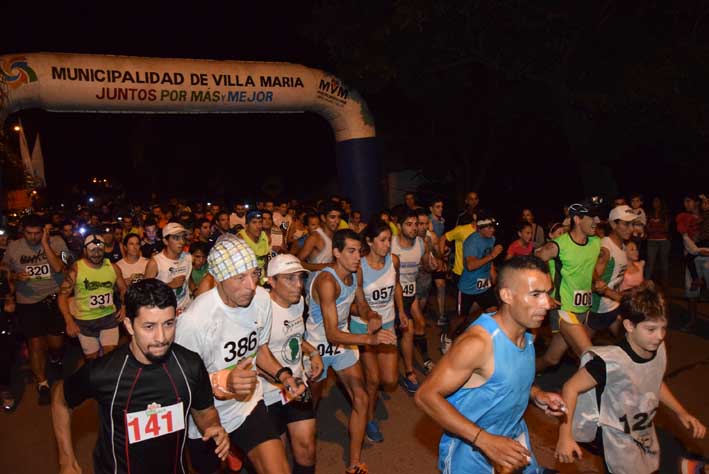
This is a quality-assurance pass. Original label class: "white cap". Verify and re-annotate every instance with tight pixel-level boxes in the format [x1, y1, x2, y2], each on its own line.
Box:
[267, 254, 310, 277]
[609, 205, 639, 222]
[162, 222, 187, 237]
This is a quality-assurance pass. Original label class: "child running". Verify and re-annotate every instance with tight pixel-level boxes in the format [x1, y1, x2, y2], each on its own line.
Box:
[556, 281, 706, 474]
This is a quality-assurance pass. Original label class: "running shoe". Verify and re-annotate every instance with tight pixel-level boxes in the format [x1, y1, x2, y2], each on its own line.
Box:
[345, 462, 369, 474]
[402, 372, 419, 393]
[440, 333, 452, 354]
[436, 314, 448, 327]
[423, 359, 435, 374]
[37, 383, 50, 406]
[365, 420, 384, 443]
[679, 456, 707, 474]
[1, 391, 15, 412]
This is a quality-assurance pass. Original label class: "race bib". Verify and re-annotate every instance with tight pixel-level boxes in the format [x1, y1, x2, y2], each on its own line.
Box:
[573, 290, 592, 307]
[222, 331, 258, 364]
[25, 264, 51, 280]
[125, 401, 185, 444]
[476, 278, 491, 290]
[368, 285, 394, 306]
[402, 281, 416, 297]
[316, 342, 343, 357]
[89, 292, 113, 309]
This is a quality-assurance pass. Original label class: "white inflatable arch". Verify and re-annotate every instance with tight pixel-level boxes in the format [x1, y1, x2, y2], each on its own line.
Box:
[0, 53, 382, 215]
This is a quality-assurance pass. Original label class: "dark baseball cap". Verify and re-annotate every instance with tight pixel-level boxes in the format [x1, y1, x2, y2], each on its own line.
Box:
[568, 202, 601, 218]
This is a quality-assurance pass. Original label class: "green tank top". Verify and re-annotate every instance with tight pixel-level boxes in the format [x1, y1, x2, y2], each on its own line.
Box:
[238, 230, 270, 282]
[191, 264, 209, 287]
[550, 233, 600, 313]
[75, 259, 117, 320]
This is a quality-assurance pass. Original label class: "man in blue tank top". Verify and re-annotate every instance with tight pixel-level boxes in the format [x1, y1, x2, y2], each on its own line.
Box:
[415, 256, 566, 473]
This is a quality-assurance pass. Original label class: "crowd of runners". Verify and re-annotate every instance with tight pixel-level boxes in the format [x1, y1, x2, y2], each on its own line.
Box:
[0, 190, 708, 473]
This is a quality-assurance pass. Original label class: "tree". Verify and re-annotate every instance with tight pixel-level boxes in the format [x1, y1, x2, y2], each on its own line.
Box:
[302, 1, 709, 205]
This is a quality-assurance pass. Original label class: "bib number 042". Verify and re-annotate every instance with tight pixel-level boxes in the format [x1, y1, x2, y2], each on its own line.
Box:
[317, 342, 342, 357]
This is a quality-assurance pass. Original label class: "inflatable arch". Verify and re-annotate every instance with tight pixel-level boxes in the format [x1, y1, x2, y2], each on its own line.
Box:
[0, 52, 382, 216]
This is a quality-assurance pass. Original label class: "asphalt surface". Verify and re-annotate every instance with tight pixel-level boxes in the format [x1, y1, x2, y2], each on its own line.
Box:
[1, 290, 708, 474]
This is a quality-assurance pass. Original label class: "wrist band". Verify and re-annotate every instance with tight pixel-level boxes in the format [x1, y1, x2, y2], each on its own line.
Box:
[274, 366, 293, 383]
[472, 427, 483, 446]
[308, 350, 320, 358]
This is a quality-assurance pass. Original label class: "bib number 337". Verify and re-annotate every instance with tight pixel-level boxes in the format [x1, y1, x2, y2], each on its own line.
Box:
[125, 401, 185, 444]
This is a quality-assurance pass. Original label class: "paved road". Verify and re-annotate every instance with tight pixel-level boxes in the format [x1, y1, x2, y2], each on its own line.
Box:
[1, 294, 707, 473]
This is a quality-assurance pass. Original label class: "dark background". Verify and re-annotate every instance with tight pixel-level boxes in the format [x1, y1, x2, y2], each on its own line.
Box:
[2, 2, 709, 229]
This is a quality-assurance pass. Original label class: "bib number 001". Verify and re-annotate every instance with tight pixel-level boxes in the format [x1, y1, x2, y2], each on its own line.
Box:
[573, 290, 592, 307]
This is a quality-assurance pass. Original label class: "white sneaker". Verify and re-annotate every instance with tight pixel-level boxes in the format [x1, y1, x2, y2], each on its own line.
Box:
[423, 359, 435, 374]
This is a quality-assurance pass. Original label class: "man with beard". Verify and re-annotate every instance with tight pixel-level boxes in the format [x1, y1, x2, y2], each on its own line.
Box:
[176, 238, 306, 474]
[230, 201, 248, 230]
[2, 214, 68, 404]
[58, 234, 128, 360]
[51, 279, 229, 474]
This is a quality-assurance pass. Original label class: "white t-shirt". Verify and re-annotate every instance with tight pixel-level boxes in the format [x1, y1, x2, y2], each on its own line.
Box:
[176, 286, 272, 438]
[260, 296, 305, 406]
[154, 251, 192, 312]
[116, 256, 149, 285]
[272, 213, 292, 230]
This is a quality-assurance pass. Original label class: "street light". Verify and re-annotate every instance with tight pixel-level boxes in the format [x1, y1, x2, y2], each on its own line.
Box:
[13, 125, 21, 132]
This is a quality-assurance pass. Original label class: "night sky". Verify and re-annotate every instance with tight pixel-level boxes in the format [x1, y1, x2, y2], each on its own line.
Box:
[2, 3, 709, 227]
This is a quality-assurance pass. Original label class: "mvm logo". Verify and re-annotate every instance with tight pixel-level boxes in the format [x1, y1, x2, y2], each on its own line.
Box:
[318, 77, 349, 100]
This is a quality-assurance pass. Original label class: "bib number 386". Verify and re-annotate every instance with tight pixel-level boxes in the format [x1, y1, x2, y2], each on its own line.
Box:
[125, 401, 185, 444]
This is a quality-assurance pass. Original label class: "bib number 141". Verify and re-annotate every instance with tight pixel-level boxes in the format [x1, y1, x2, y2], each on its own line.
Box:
[125, 401, 185, 444]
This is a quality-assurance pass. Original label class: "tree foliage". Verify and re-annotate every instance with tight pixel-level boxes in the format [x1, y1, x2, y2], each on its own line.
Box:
[302, 1, 709, 202]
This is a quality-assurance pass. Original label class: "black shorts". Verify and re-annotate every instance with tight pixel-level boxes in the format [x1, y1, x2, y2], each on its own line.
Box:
[16, 297, 65, 338]
[587, 307, 621, 331]
[188, 401, 280, 474]
[395, 296, 415, 323]
[459, 290, 498, 317]
[431, 271, 446, 280]
[265, 399, 315, 435]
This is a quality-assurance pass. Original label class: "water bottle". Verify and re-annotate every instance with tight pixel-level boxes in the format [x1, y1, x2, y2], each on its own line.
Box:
[302, 354, 313, 381]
